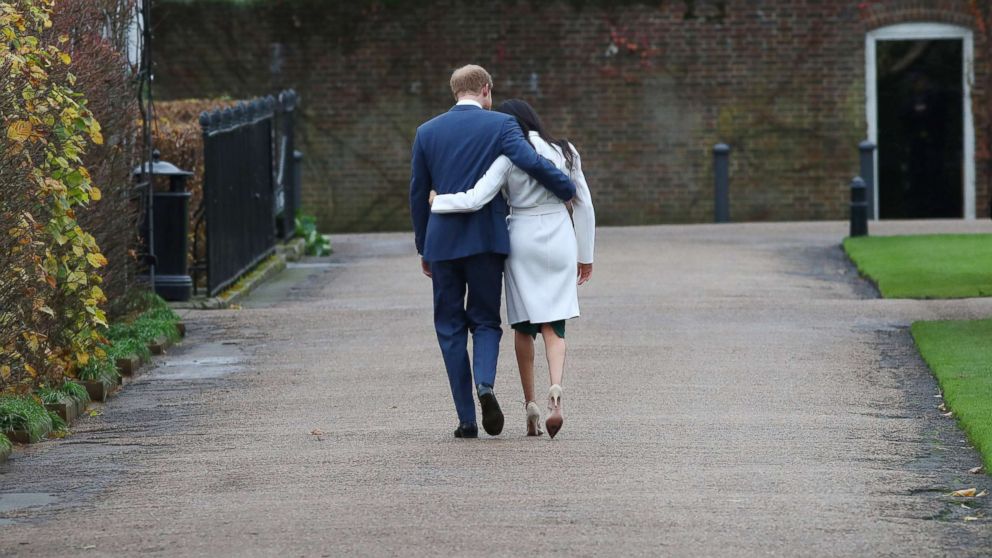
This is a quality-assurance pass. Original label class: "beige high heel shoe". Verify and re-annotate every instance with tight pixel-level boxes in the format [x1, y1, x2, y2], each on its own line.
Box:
[525, 401, 543, 436]
[545, 385, 564, 439]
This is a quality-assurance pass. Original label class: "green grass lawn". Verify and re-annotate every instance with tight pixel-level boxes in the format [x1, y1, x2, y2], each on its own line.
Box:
[843, 234, 992, 298]
[912, 318, 992, 470]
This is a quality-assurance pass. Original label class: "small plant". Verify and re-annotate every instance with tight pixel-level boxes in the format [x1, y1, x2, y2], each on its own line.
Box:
[134, 314, 182, 343]
[0, 432, 11, 453]
[109, 315, 180, 346]
[140, 290, 181, 318]
[60, 381, 91, 404]
[0, 396, 55, 442]
[104, 292, 181, 360]
[48, 410, 68, 434]
[295, 214, 331, 256]
[37, 382, 89, 405]
[104, 337, 151, 362]
[76, 357, 120, 387]
[37, 385, 68, 406]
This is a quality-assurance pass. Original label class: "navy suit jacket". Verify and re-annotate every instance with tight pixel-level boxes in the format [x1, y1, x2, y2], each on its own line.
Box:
[410, 104, 576, 262]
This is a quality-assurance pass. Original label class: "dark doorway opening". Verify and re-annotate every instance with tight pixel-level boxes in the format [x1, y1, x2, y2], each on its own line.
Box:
[877, 39, 964, 219]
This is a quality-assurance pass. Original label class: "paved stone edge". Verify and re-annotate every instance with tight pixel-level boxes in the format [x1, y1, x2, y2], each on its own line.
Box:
[170, 252, 288, 310]
[0, 323, 186, 462]
[276, 237, 306, 262]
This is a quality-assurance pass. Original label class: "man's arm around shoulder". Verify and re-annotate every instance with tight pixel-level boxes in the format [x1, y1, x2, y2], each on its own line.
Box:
[499, 119, 575, 201]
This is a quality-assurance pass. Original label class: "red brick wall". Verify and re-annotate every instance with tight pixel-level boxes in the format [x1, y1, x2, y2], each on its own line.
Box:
[152, 0, 988, 231]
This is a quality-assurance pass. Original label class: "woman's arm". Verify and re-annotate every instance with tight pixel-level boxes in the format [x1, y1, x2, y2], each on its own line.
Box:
[569, 144, 595, 266]
[431, 156, 512, 213]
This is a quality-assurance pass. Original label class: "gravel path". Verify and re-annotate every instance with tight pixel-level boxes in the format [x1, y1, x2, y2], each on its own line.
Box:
[2, 221, 992, 557]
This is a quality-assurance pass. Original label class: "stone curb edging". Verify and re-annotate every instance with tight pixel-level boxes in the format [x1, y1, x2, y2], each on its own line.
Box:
[3, 239, 303, 453]
[170, 250, 290, 310]
[276, 237, 306, 262]
[45, 400, 82, 423]
[0, 321, 187, 456]
[116, 355, 143, 376]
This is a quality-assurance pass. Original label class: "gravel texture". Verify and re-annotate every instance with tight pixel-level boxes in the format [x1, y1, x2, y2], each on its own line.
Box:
[2, 220, 992, 557]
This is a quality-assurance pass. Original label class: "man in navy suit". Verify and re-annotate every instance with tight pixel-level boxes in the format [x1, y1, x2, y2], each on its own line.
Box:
[410, 65, 576, 438]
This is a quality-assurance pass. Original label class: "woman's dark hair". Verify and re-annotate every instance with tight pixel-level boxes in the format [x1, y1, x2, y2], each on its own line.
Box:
[497, 99, 575, 172]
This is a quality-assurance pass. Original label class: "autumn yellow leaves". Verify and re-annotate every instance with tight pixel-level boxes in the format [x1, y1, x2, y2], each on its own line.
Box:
[6, 118, 32, 141]
[1, 0, 110, 393]
[949, 487, 989, 522]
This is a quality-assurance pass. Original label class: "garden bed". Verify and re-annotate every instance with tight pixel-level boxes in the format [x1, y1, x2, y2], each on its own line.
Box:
[81, 293, 183, 385]
[115, 321, 183, 377]
[0, 396, 65, 444]
[0, 295, 183, 460]
[82, 379, 117, 403]
[38, 383, 90, 425]
[44, 402, 76, 423]
[116, 355, 143, 377]
[149, 335, 172, 355]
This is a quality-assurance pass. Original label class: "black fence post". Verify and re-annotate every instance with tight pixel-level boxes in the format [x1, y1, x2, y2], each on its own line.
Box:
[850, 177, 868, 237]
[195, 110, 216, 296]
[713, 143, 730, 223]
[293, 150, 303, 228]
[276, 89, 297, 240]
[858, 140, 876, 220]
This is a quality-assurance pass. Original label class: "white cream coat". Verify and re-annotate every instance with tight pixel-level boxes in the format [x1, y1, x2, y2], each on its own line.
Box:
[431, 132, 595, 325]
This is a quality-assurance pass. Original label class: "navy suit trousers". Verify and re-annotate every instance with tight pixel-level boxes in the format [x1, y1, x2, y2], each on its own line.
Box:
[430, 252, 505, 424]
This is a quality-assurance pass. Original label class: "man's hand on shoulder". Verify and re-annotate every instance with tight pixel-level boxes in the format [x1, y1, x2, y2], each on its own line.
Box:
[499, 119, 575, 202]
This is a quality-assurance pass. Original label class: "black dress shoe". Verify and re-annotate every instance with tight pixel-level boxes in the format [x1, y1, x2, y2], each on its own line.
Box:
[477, 385, 504, 436]
[454, 422, 478, 438]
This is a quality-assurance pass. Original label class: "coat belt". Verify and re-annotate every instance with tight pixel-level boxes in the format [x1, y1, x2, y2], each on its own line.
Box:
[510, 203, 566, 216]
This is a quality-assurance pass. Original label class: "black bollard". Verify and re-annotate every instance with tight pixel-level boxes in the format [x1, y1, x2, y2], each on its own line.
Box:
[713, 143, 730, 223]
[858, 140, 876, 220]
[850, 177, 868, 237]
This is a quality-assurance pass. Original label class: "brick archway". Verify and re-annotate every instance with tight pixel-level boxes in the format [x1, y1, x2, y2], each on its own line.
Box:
[860, 1, 976, 32]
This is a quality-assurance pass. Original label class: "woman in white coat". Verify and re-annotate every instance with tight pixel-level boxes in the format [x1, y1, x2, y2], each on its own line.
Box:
[430, 99, 595, 439]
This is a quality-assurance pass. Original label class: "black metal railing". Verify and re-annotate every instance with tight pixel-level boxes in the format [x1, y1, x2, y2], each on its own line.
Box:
[195, 90, 299, 297]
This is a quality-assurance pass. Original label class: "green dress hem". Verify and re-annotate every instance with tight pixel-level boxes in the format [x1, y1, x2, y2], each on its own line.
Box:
[511, 320, 566, 339]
